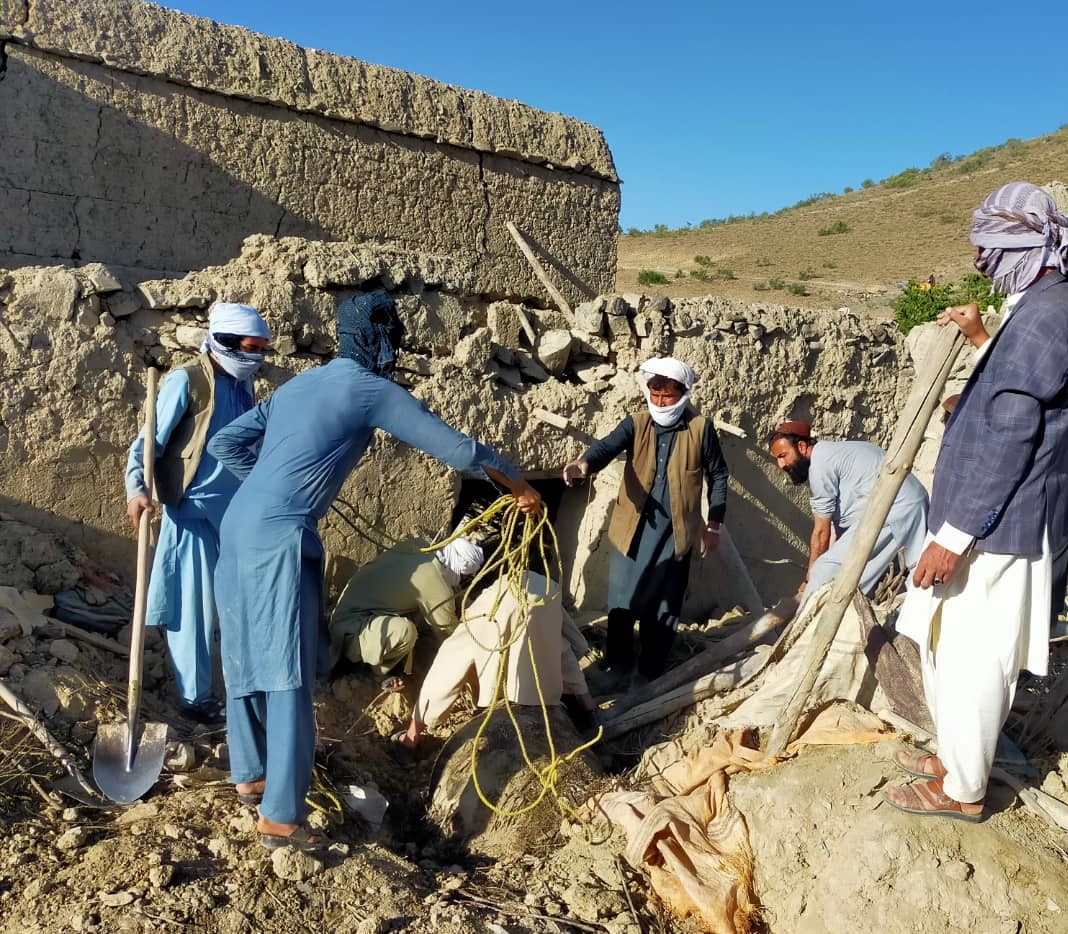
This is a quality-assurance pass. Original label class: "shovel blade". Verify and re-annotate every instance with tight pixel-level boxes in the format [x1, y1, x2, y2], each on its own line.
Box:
[93, 720, 169, 804]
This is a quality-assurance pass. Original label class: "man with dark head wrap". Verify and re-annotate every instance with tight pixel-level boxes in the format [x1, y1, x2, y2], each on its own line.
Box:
[887, 182, 1068, 822]
[209, 290, 541, 850]
[124, 301, 271, 724]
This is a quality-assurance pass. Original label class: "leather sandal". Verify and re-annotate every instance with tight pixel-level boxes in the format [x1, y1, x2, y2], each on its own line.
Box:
[235, 779, 265, 806]
[893, 749, 947, 780]
[259, 823, 330, 851]
[883, 778, 983, 823]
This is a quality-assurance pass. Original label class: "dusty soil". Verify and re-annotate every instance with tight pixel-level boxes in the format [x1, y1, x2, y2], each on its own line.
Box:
[4, 522, 1068, 934]
[617, 129, 1068, 311]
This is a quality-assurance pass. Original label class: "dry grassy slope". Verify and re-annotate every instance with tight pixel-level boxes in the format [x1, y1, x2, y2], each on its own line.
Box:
[617, 128, 1068, 311]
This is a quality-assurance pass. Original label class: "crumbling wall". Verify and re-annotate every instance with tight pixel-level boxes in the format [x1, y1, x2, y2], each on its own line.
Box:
[0, 0, 618, 303]
[0, 236, 912, 613]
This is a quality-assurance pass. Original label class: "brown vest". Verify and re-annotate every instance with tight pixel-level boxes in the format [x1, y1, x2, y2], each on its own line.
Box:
[607, 410, 707, 558]
[155, 355, 215, 507]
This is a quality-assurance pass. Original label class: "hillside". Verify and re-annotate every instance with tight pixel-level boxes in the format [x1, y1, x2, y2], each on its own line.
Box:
[616, 127, 1068, 311]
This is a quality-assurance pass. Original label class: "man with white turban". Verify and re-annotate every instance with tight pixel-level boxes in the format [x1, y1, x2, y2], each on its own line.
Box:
[563, 357, 729, 689]
[328, 533, 487, 684]
[124, 301, 271, 724]
[886, 181, 1068, 822]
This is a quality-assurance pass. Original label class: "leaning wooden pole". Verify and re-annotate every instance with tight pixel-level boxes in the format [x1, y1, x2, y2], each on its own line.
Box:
[505, 221, 576, 325]
[764, 325, 966, 757]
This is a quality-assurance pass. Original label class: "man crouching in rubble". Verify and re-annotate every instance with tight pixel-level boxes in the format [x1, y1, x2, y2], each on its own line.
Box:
[563, 357, 728, 692]
[886, 182, 1068, 822]
[388, 567, 596, 764]
[208, 291, 541, 851]
[124, 302, 271, 725]
[328, 529, 486, 687]
[768, 421, 928, 608]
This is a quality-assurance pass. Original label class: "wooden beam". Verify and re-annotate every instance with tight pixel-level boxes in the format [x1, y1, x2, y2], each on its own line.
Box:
[506, 221, 575, 325]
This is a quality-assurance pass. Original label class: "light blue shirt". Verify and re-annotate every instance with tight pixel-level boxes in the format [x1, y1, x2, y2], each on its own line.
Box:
[808, 440, 889, 534]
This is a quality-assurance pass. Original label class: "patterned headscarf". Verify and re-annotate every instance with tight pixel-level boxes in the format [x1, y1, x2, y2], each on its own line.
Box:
[971, 182, 1068, 295]
[335, 291, 405, 377]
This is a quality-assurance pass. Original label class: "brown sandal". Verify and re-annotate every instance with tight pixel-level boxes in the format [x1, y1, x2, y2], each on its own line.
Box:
[893, 749, 946, 780]
[883, 778, 983, 823]
[259, 823, 330, 851]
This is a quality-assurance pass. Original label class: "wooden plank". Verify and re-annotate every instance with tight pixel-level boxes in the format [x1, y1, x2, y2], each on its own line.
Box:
[506, 221, 575, 325]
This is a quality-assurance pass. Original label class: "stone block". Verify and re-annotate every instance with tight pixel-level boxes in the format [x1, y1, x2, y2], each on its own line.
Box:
[604, 295, 630, 317]
[487, 301, 522, 348]
[570, 331, 609, 359]
[515, 351, 549, 383]
[105, 292, 143, 319]
[78, 264, 124, 295]
[574, 303, 605, 336]
[572, 361, 614, 384]
[535, 329, 573, 376]
[605, 312, 634, 348]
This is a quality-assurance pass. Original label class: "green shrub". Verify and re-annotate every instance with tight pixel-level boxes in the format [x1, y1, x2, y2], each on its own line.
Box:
[674, 269, 686, 279]
[651, 224, 670, 237]
[786, 282, 809, 296]
[625, 227, 641, 236]
[892, 273, 1004, 334]
[861, 178, 874, 189]
[818, 220, 851, 236]
[822, 260, 837, 269]
[792, 192, 835, 209]
[693, 255, 715, 267]
[843, 186, 854, 194]
[755, 256, 772, 267]
[956, 151, 992, 174]
[768, 277, 785, 290]
[753, 281, 770, 291]
[884, 168, 922, 189]
[689, 268, 712, 283]
[638, 269, 669, 286]
[714, 267, 736, 281]
[798, 267, 816, 281]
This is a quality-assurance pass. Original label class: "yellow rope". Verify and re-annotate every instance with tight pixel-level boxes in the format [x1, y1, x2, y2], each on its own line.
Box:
[420, 495, 603, 819]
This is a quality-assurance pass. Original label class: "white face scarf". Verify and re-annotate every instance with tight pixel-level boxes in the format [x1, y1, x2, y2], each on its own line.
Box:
[198, 302, 271, 383]
[639, 357, 697, 427]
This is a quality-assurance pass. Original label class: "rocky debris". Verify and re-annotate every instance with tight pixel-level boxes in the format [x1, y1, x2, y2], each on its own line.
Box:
[48, 638, 79, 664]
[271, 847, 325, 881]
[56, 826, 89, 851]
[534, 329, 573, 375]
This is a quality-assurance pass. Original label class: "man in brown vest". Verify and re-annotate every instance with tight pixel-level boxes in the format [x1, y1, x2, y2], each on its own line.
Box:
[124, 302, 270, 724]
[563, 357, 729, 690]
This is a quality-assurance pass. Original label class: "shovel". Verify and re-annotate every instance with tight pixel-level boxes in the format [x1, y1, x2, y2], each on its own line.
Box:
[93, 367, 168, 803]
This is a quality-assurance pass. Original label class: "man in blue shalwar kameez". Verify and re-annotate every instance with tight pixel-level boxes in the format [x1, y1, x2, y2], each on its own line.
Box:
[209, 291, 541, 850]
[124, 302, 271, 724]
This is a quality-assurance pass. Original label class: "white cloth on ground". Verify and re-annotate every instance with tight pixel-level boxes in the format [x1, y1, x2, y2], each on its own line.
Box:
[896, 530, 1051, 801]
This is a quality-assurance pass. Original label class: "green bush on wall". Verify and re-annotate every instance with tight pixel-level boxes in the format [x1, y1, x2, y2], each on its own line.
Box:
[892, 273, 1004, 334]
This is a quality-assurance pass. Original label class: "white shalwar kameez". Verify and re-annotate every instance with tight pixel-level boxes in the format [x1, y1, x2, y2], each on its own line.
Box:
[896, 293, 1051, 803]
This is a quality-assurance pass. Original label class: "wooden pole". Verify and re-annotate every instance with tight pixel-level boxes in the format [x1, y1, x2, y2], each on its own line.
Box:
[716, 526, 765, 618]
[505, 221, 576, 325]
[611, 596, 797, 713]
[764, 326, 965, 756]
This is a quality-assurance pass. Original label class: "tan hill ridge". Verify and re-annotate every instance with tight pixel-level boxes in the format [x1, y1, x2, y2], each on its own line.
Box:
[616, 126, 1068, 312]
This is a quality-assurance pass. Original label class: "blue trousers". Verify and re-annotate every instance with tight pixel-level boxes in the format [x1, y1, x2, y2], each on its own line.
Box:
[226, 557, 320, 825]
[147, 510, 220, 706]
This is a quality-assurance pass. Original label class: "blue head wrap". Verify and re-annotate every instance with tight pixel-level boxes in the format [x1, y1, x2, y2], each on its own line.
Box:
[335, 291, 405, 377]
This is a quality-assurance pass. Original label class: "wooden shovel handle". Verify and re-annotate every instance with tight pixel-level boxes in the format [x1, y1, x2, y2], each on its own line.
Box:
[127, 368, 158, 726]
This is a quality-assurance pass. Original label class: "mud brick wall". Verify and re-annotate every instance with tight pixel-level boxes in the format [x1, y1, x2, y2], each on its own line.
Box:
[0, 0, 619, 304]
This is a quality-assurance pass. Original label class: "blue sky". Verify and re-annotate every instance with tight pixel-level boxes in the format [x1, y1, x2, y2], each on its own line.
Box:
[168, 1, 1067, 231]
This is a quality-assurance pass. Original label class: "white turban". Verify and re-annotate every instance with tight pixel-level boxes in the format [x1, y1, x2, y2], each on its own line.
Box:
[206, 302, 271, 340]
[435, 537, 484, 582]
[639, 357, 697, 390]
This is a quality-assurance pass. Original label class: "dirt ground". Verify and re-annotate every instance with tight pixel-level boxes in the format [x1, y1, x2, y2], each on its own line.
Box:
[4, 517, 1068, 934]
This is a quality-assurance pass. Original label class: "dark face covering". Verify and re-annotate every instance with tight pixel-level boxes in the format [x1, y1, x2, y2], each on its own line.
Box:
[335, 291, 406, 377]
[784, 455, 811, 485]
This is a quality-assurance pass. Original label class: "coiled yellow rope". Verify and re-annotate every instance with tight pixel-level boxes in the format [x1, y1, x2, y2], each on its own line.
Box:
[420, 495, 603, 818]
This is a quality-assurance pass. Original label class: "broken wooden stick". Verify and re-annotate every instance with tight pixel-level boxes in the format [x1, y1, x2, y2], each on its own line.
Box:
[0, 677, 98, 800]
[765, 325, 965, 757]
[716, 526, 765, 619]
[713, 419, 747, 439]
[613, 596, 798, 713]
[506, 221, 575, 325]
[44, 619, 130, 657]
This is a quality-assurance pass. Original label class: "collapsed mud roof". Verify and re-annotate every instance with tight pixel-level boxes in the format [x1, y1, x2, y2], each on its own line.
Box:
[0, 0, 619, 300]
